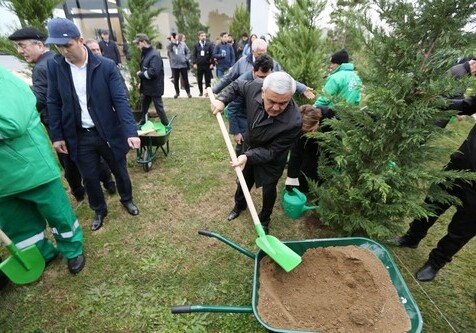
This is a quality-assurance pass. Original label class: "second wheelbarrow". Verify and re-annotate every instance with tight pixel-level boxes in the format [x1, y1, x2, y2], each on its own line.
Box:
[171, 230, 423, 333]
[136, 115, 177, 172]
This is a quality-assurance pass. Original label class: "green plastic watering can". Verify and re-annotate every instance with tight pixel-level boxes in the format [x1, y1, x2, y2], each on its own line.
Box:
[281, 187, 319, 219]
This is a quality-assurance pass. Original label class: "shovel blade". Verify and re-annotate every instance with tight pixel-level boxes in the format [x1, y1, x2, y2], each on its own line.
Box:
[256, 235, 302, 272]
[0, 245, 45, 284]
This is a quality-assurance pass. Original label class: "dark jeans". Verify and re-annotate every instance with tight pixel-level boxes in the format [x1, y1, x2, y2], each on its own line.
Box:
[75, 129, 133, 215]
[172, 68, 190, 95]
[196, 66, 212, 94]
[234, 165, 277, 226]
[141, 94, 168, 126]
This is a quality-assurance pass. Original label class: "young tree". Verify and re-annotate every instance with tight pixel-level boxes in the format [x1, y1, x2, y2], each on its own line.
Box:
[268, 0, 329, 98]
[229, 4, 251, 43]
[313, 0, 476, 238]
[171, 0, 207, 50]
[123, 0, 165, 111]
[0, 0, 63, 57]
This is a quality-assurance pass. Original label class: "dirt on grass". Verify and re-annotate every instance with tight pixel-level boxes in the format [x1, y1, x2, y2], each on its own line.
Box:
[257, 245, 411, 333]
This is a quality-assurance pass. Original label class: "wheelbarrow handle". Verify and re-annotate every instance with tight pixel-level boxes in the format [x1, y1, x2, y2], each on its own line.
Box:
[171, 304, 253, 314]
[167, 114, 177, 127]
[198, 230, 255, 259]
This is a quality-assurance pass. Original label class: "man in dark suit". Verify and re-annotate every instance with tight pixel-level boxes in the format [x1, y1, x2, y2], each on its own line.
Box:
[212, 72, 302, 233]
[46, 18, 140, 231]
[192, 31, 214, 97]
[133, 33, 168, 126]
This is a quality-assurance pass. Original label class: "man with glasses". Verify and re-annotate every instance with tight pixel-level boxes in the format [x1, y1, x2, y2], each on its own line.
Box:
[46, 18, 140, 232]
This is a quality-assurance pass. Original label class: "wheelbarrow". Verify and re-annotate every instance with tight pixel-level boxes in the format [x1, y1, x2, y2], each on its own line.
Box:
[171, 230, 423, 333]
[136, 115, 176, 172]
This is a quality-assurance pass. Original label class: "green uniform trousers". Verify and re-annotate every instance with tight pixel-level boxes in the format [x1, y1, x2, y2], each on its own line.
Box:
[0, 178, 84, 261]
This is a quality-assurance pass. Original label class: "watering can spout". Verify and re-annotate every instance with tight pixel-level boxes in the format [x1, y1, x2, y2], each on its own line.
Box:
[303, 204, 319, 212]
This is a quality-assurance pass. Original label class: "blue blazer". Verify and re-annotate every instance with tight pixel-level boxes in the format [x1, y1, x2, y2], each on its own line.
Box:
[47, 47, 137, 162]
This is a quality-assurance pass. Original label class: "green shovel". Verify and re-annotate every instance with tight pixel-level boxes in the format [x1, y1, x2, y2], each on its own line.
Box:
[207, 88, 302, 272]
[0, 229, 45, 284]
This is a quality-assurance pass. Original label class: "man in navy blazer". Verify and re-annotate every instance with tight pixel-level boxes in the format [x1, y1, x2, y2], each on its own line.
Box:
[46, 18, 140, 231]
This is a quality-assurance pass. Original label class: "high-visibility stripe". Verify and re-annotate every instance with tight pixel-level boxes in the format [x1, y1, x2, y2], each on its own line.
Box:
[15, 232, 45, 249]
[51, 220, 80, 239]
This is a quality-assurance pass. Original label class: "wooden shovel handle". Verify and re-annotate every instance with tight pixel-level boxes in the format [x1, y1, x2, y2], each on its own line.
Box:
[207, 87, 262, 227]
[0, 229, 12, 246]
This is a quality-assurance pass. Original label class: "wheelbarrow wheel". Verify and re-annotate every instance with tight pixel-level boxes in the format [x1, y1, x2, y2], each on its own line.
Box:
[142, 149, 153, 172]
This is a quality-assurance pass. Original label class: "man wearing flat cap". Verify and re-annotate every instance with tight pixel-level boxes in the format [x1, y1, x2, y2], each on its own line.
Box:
[46, 18, 141, 232]
[314, 49, 362, 107]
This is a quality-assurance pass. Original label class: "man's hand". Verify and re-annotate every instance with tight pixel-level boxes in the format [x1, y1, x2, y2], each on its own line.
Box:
[211, 99, 225, 115]
[53, 140, 68, 154]
[231, 154, 247, 170]
[128, 137, 141, 149]
[303, 87, 315, 100]
[136, 71, 141, 77]
[193, 64, 197, 69]
[234, 133, 243, 144]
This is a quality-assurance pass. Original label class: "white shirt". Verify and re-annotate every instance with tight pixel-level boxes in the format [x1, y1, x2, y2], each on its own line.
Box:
[65, 47, 95, 129]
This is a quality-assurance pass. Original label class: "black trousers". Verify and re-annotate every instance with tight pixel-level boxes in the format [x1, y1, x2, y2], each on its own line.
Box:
[234, 165, 277, 226]
[172, 68, 190, 95]
[75, 129, 133, 215]
[196, 66, 212, 94]
[405, 181, 476, 269]
[141, 94, 168, 126]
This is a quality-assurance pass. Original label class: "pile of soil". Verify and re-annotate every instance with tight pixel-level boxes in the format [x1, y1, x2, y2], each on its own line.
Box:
[258, 246, 411, 333]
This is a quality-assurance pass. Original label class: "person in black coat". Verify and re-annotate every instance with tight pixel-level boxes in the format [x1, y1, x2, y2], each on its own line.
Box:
[98, 30, 122, 65]
[212, 72, 302, 233]
[390, 94, 476, 282]
[134, 33, 168, 126]
[192, 31, 214, 96]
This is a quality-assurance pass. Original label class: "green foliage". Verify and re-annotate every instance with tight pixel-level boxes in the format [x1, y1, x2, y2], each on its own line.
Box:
[122, 0, 165, 111]
[171, 0, 208, 50]
[268, 0, 328, 93]
[314, 0, 476, 238]
[0, 0, 62, 31]
[229, 4, 250, 44]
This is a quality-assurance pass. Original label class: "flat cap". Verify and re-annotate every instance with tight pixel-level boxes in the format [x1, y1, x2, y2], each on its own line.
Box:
[8, 27, 46, 41]
[133, 33, 150, 43]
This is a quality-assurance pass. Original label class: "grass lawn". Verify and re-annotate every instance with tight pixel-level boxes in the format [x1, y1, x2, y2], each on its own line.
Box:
[0, 98, 475, 332]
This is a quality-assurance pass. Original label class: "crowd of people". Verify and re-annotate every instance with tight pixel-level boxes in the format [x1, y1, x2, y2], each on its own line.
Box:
[0, 19, 475, 307]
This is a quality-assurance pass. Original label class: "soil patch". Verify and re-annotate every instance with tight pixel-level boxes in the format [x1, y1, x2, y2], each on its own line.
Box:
[258, 246, 411, 333]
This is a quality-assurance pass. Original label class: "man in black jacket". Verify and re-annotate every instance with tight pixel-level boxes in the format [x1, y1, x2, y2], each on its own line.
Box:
[212, 72, 302, 233]
[192, 31, 214, 97]
[99, 30, 122, 65]
[134, 33, 168, 126]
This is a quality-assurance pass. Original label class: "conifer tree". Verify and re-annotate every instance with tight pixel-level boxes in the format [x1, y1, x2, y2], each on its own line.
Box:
[229, 4, 251, 44]
[267, 0, 329, 98]
[123, 0, 165, 110]
[313, 0, 476, 238]
[171, 0, 207, 50]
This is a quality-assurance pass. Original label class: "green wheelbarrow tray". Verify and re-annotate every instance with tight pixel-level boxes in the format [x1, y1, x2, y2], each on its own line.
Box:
[171, 231, 423, 333]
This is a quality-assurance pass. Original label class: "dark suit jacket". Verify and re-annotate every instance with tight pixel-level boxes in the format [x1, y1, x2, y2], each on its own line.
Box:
[47, 47, 137, 162]
[138, 46, 164, 97]
[218, 79, 302, 186]
[99, 39, 121, 64]
[31, 51, 55, 126]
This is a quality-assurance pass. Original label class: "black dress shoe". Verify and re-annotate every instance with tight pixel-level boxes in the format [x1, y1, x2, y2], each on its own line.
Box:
[123, 201, 139, 216]
[227, 207, 245, 221]
[387, 235, 419, 248]
[415, 262, 440, 282]
[91, 212, 107, 231]
[67, 254, 85, 274]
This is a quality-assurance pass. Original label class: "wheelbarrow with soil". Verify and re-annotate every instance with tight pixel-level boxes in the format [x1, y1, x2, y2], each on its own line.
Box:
[171, 230, 423, 333]
[136, 115, 176, 172]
